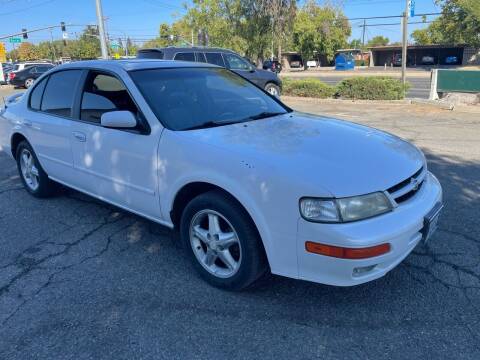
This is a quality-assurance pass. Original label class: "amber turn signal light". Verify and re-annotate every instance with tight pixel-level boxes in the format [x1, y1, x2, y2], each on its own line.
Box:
[305, 241, 391, 259]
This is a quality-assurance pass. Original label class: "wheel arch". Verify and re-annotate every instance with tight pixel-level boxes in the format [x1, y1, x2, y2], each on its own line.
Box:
[10, 132, 28, 159]
[169, 181, 272, 267]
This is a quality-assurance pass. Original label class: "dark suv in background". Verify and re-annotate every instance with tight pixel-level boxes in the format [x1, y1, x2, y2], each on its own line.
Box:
[137, 47, 282, 96]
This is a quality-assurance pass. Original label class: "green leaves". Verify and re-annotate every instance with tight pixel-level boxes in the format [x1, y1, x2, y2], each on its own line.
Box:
[292, 2, 350, 66]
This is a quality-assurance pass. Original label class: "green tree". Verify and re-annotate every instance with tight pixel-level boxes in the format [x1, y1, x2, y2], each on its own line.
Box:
[292, 1, 351, 66]
[412, 0, 480, 46]
[349, 39, 363, 49]
[367, 35, 389, 47]
[257, 0, 297, 60]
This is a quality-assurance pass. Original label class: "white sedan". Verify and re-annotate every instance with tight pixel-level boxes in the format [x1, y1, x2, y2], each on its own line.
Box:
[0, 60, 443, 290]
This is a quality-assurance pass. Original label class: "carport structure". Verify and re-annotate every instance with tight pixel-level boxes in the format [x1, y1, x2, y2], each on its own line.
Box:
[369, 44, 465, 67]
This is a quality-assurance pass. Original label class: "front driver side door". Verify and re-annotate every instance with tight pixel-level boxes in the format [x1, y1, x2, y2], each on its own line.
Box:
[222, 53, 262, 87]
[70, 70, 161, 220]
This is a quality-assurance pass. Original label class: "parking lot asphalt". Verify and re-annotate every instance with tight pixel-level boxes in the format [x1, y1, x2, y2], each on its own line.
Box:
[1, 90, 480, 359]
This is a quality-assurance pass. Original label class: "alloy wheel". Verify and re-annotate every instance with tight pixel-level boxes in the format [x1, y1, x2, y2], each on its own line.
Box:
[19, 149, 39, 191]
[189, 209, 242, 278]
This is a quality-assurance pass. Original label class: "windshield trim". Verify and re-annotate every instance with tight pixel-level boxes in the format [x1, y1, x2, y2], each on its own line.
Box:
[128, 66, 291, 131]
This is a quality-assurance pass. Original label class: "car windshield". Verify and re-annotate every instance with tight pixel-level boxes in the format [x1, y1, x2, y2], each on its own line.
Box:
[129, 67, 288, 131]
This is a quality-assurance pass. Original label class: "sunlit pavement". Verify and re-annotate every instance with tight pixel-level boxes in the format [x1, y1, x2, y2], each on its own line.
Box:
[1, 90, 480, 359]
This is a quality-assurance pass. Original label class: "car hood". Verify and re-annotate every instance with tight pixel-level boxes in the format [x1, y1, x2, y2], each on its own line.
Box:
[178, 112, 425, 197]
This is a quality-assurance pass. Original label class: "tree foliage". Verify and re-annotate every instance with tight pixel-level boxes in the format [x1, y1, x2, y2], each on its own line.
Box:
[367, 36, 389, 47]
[412, 0, 480, 46]
[7, 27, 102, 61]
[292, 0, 350, 65]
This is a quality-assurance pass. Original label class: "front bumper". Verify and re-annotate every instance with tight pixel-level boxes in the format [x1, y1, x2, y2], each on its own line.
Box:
[296, 172, 443, 286]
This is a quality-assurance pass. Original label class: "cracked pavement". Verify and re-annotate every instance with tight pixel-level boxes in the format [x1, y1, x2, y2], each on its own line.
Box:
[1, 95, 480, 359]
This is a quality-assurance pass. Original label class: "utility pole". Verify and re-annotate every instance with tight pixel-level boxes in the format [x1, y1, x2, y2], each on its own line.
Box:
[401, 0, 409, 84]
[49, 28, 57, 63]
[362, 18, 366, 47]
[95, 0, 108, 59]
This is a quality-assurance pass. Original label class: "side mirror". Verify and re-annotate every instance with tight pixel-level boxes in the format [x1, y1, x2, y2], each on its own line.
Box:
[101, 111, 137, 129]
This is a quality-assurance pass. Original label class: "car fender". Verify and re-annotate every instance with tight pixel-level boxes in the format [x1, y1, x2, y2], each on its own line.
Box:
[164, 170, 275, 265]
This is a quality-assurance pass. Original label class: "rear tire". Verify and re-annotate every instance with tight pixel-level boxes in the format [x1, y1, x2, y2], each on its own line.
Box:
[24, 78, 35, 89]
[16, 141, 57, 197]
[180, 190, 268, 291]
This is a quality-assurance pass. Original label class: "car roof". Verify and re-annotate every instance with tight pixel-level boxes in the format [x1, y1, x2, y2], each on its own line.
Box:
[53, 59, 219, 72]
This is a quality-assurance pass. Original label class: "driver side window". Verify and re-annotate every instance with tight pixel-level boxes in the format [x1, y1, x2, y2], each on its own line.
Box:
[80, 72, 138, 124]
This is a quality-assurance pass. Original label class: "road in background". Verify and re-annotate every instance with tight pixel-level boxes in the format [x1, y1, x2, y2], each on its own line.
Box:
[1, 87, 479, 359]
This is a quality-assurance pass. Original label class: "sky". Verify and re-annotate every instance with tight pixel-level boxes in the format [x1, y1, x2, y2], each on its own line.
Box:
[0, 0, 442, 52]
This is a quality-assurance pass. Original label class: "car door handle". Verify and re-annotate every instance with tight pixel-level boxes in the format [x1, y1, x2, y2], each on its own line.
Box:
[72, 131, 86, 142]
[23, 120, 32, 127]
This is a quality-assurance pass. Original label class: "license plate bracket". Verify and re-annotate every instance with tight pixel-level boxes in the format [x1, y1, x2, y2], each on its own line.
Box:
[421, 202, 443, 244]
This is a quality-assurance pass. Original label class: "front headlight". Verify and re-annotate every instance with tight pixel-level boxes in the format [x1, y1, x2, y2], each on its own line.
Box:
[300, 192, 392, 223]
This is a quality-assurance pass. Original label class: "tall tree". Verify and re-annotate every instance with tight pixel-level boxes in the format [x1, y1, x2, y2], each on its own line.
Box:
[257, 0, 296, 60]
[292, 0, 350, 66]
[412, 0, 480, 46]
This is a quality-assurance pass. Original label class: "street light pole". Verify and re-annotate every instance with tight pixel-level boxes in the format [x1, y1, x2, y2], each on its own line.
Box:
[95, 0, 108, 59]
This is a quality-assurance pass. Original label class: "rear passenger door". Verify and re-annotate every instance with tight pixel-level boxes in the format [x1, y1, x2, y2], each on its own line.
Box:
[69, 70, 161, 219]
[25, 70, 83, 185]
[203, 52, 226, 67]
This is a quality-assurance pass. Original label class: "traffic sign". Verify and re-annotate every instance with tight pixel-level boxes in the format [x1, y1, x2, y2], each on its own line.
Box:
[9, 37, 22, 43]
[408, 0, 415, 18]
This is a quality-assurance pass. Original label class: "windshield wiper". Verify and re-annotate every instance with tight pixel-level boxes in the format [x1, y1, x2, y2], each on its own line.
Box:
[181, 112, 287, 131]
[246, 111, 286, 121]
[181, 120, 241, 131]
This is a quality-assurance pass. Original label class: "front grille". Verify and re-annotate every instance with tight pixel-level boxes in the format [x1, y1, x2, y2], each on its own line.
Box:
[387, 166, 426, 204]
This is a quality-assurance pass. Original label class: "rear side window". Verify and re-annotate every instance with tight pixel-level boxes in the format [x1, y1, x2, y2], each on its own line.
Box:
[137, 50, 164, 59]
[41, 70, 82, 117]
[205, 53, 225, 67]
[29, 77, 48, 110]
[36, 66, 52, 73]
[174, 52, 195, 62]
[196, 52, 207, 63]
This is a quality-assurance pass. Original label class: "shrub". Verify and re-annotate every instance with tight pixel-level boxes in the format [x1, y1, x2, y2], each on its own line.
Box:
[336, 76, 410, 100]
[282, 78, 336, 98]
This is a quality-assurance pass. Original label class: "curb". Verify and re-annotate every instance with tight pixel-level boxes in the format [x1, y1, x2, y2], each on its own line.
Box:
[410, 99, 454, 110]
[281, 96, 411, 106]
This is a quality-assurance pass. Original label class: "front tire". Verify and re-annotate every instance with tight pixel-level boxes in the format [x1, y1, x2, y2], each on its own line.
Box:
[16, 141, 56, 197]
[265, 83, 280, 97]
[180, 190, 268, 291]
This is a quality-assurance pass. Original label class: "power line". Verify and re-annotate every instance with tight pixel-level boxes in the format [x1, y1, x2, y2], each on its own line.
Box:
[347, 12, 441, 20]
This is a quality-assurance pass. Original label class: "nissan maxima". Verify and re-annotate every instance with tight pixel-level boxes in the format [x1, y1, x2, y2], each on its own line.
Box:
[0, 60, 443, 290]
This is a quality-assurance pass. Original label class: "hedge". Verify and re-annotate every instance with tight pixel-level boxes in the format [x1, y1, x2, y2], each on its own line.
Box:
[336, 76, 410, 100]
[282, 78, 336, 98]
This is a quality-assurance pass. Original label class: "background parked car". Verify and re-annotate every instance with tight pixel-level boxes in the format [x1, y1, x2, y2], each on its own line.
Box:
[445, 56, 459, 65]
[2, 63, 14, 84]
[137, 47, 282, 96]
[9, 64, 54, 88]
[421, 55, 435, 65]
[11, 61, 53, 73]
[262, 60, 282, 73]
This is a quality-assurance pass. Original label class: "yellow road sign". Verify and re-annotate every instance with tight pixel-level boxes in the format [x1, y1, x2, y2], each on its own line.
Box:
[0, 42, 6, 63]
